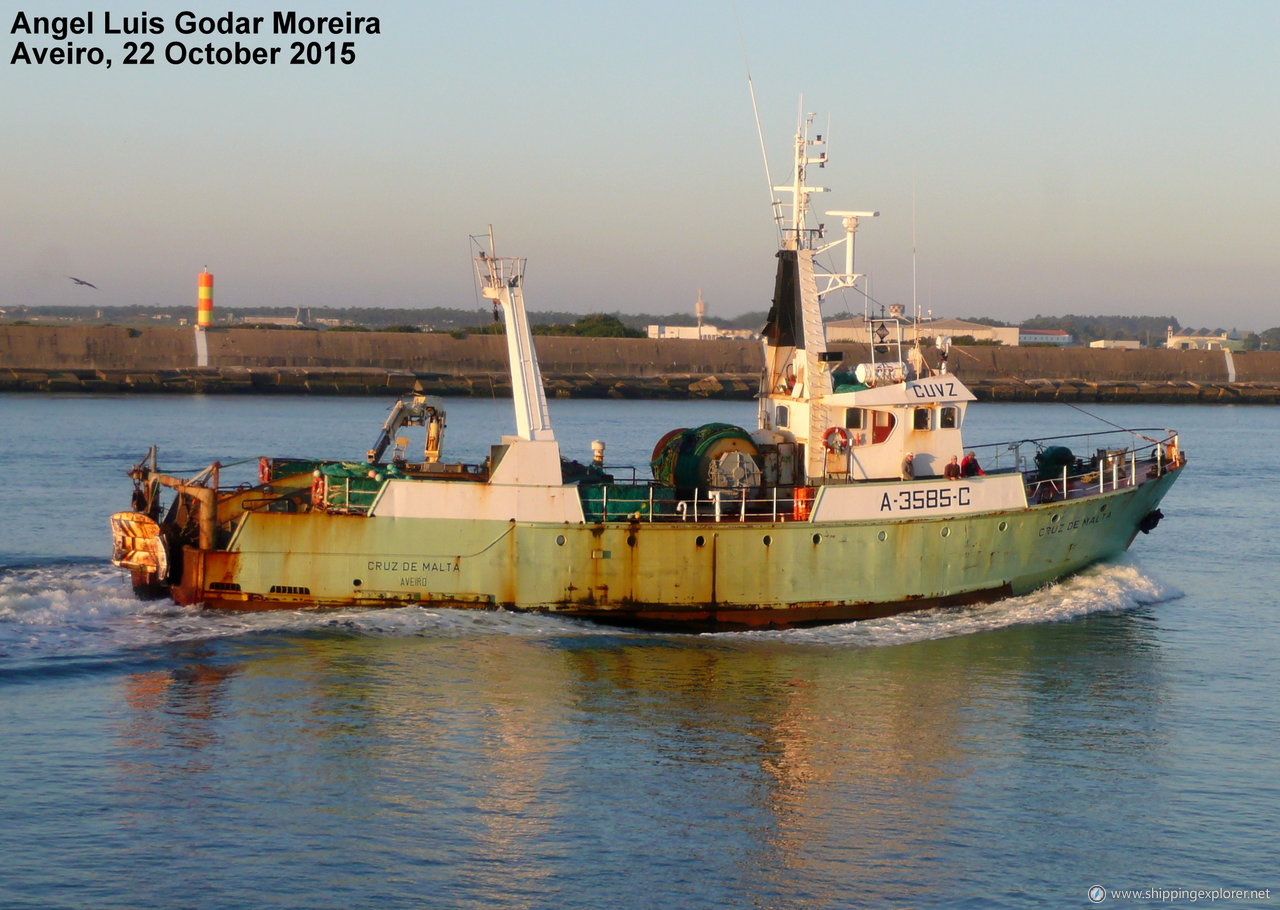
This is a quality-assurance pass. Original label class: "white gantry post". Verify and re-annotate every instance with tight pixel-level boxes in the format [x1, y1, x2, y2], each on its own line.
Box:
[475, 231, 555, 443]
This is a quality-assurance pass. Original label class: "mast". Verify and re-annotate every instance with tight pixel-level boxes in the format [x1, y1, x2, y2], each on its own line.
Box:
[772, 114, 827, 250]
[474, 228, 554, 442]
[759, 114, 878, 481]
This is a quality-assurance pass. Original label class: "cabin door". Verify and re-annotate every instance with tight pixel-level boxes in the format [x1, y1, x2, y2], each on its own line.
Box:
[871, 411, 896, 445]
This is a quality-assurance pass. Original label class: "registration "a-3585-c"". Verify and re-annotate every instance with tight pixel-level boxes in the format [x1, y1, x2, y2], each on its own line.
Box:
[879, 486, 972, 512]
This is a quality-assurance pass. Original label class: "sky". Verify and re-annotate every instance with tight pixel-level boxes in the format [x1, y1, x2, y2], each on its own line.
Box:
[3, 0, 1277, 330]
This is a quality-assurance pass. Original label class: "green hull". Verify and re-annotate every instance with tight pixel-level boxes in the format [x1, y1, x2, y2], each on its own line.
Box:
[176, 467, 1181, 630]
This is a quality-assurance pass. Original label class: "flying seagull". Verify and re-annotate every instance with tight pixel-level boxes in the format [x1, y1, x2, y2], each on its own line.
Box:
[67, 276, 98, 288]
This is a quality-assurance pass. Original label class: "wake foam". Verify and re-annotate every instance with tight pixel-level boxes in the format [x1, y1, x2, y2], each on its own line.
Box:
[0, 562, 598, 664]
[720, 560, 1181, 646]
[0, 559, 1181, 665]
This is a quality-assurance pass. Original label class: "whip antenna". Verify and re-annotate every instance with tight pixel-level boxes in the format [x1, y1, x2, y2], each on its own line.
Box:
[912, 182, 919, 322]
[733, 4, 780, 242]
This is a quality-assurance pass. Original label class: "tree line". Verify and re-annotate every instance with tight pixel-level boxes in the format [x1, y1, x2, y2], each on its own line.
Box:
[1, 303, 767, 334]
[6, 303, 1277, 348]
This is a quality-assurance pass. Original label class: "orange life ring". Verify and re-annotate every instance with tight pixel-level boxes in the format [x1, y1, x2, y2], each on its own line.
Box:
[823, 426, 852, 454]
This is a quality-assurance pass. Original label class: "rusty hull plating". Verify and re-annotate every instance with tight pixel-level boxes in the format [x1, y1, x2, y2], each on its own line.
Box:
[111, 445, 1183, 631]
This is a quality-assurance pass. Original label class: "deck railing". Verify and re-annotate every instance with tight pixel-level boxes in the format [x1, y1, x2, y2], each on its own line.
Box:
[968, 427, 1179, 477]
[579, 484, 814, 524]
[1019, 429, 1182, 504]
[249, 428, 1183, 523]
[579, 428, 1182, 524]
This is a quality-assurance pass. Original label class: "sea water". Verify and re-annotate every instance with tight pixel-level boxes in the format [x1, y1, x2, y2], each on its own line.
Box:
[0, 394, 1276, 909]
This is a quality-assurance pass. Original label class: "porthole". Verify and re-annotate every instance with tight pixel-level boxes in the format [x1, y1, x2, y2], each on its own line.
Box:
[940, 526, 951, 538]
[1099, 503, 1108, 513]
[1051, 513, 1061, 523]
[556, 534, 566, 546]
[877, 531, 887, 542]
[626, 534, 637, 547]
[762, 535, 772, 546]
[695, 535, 705, 547]
[998, 521, 1008, 532]
[812, 533, 821, 545]
[353, 579, 362, 587]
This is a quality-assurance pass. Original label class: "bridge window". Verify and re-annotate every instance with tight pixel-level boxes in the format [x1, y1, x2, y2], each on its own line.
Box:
[844, 408, 863, 429]
[776, 405, 790, 428]
[940, 407, 958, 429]
[913, 408, 931, 431]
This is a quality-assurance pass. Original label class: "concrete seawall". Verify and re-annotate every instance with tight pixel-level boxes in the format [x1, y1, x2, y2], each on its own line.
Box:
[0, 326, 758, 374]
[3, 325, 1279, 402]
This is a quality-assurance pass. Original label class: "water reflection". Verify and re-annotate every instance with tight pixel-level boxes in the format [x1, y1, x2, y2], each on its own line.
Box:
[117, 650, 238, 771]
[107, 609, 1169, 905]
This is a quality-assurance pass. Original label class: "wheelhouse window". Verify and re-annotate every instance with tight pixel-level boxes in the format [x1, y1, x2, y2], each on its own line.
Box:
[940, 406, 958, 429]
[776, 405, 790, 428]
[844, 408, 863, 429]
[913, 408, 931, 431]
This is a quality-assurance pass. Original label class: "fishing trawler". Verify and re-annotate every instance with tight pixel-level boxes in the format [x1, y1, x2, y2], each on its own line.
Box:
[110, 118, 1184, 630]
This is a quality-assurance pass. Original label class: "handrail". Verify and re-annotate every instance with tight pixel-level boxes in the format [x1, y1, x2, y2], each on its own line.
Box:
[313, 476, 383, 515]
[576, 439, 1180, 525]
[282, 429, 1183, 523]
[967, 428, 1177, 474]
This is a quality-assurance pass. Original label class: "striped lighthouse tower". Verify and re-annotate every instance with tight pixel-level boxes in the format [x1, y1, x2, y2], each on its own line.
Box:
[197, 269, 214, 328]
[195, 269, 213, 367]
